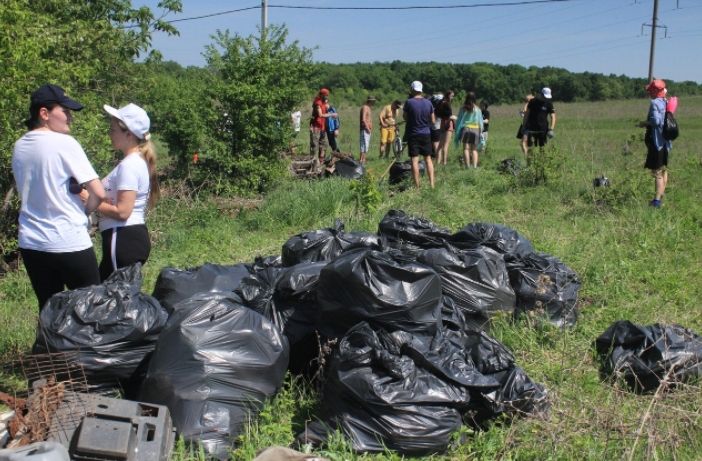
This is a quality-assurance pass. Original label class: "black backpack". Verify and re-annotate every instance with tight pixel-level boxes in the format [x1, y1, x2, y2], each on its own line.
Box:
[662, 108, 679, 141]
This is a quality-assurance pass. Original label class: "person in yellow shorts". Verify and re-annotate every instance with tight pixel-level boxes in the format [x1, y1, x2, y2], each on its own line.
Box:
[378, 100, 403, 159]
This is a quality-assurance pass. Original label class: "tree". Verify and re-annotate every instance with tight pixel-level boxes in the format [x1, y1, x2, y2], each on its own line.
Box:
[194, 24, 314, 195]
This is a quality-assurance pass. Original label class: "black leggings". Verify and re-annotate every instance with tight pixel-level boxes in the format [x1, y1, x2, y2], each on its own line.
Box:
[327, 130, 339, 152]
[100, 225, 151, 282]
[20, 247, 100, 310]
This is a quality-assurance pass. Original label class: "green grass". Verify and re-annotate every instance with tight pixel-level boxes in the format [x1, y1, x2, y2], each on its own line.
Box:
[2, 97, 702, 460]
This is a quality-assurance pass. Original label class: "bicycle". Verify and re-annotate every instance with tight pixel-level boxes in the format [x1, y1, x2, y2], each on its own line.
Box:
[390, 121, 406, 161]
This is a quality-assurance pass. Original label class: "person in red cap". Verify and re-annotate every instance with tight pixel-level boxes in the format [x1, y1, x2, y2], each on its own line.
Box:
[310, 88, 338, 162]
[638, 79, 672, 208]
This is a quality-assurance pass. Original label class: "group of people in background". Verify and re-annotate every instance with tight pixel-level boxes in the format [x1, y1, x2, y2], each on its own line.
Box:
[11, 84, 159, 310]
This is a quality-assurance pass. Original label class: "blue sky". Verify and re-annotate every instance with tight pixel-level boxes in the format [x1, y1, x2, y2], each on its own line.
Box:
[136, 0, 702, 83]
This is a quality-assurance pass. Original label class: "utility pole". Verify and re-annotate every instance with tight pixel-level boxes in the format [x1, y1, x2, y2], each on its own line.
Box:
[647, 0, 659, 82]
[261, 0, 268, 33]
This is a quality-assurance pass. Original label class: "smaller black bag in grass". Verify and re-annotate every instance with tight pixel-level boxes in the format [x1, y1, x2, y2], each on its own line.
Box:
[594, 320, 702, 393]
[508, 252, 581, 329]
[35, 264, 168, 396]
[281, 218, 381, 267]
[498, 158, 526, 176]
[317, 248, 443, 340]
[388, 160, 425, 185]
[448, 222, 535, 263]
[417, 246, 516, 323]
[140, 293, 289, 460]
[297, 322, 466, 456]
[377, 209, 451, 256]
[333, 158, 365, 179]
[152, 263, 252, 313]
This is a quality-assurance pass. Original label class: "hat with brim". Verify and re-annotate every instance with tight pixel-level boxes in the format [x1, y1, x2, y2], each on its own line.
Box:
[30, 84, 84, 111]
[366, 95, 377, 103]
[104, 103, 151, 140]
[393, 100, 403, 109]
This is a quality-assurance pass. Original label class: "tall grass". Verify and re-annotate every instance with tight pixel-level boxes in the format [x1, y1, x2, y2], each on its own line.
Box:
[2, 97, 701, 459]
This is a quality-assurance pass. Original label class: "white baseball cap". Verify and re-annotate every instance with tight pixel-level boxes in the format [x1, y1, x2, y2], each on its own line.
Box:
[104, 103, 151, 140]
[411, 81, 423, 93]
[541, 88, 553, 99]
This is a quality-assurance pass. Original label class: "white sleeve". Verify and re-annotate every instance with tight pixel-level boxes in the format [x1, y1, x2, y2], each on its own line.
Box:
[62, 136, 98, 185]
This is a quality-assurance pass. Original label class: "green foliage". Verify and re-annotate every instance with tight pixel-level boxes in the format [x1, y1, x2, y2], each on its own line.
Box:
[349, 170, 382, 213]
[185, 24, 315, 196]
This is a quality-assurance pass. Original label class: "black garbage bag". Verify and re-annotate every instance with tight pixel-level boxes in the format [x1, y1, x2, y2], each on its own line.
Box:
[508, 252, 581, 329]
[246, 255, 283, 273]
[152, 263, 251, 313]
[35, 264, 168, 396]
[448, 222, 535, 263]
[388, 160, 426, 185]
[282, 218, 381, 267]
[468, 365, 550, 426]
[333, 158, 365, 180]
[273, 262, 326, 346]
[417, 247, 516, 322]
[317, 248, 443, 340]
[497, 158, 526, 176]
[139, 293, 289, 459]
[235, 265, 282, 320]
[594, 320, 702, 392]
[377, 210, 451, 256]
[297, 322, 466, 455]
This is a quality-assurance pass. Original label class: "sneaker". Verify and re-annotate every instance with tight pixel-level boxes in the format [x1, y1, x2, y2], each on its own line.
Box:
[649, 199, 660, 208]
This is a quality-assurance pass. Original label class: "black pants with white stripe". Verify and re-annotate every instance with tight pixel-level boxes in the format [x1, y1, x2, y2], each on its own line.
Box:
[99, 225, 151, 282]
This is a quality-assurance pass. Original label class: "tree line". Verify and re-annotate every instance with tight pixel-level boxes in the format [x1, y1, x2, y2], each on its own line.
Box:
[315, 61, 702, 106]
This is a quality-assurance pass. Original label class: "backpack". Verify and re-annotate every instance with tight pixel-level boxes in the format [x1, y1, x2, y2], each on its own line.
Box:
[662, 102, 679, 141]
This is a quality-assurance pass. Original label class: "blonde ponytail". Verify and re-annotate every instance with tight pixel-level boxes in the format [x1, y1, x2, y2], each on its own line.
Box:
[139, 139, 160, 209]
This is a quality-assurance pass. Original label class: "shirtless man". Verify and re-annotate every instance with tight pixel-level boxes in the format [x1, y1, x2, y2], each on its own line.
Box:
[359, 95, 376, 163]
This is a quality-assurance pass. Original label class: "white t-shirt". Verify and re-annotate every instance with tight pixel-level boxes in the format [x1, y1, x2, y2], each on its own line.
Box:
[291, 111, 302, 132]
[12, 131, 99, 252]
[99, 153, 150, 231]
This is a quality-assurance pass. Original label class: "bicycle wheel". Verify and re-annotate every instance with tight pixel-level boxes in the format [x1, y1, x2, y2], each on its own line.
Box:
[392, 135, 404, 161]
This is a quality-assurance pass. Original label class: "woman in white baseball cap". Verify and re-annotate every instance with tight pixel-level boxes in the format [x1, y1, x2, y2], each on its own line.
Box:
[94, 103, 160, 280]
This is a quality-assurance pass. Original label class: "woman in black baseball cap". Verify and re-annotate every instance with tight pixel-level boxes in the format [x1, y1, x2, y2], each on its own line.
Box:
[12, 84, 106, 310]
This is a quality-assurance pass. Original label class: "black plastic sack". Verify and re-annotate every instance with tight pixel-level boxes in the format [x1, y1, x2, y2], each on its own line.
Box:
[297, 322, 466, 455]
[332, 158, 365, 180]
[317, 248, 442, 340]
[417, 247, 516, 322]
[448, 222, 534, 263]
[152, 263, 251, 313]
[272, 262, 326, 345]
[377, 210, 451, 256]
[140, 293, 289, 459]
[508, 252, 581, 329]
[388, 160, 425, 185]
[34, 264, 168, 395]
[595, 320, 702, 392]
[498, 158, 526, 176]
[281, 218, 381, 267]
[236, 266, 282, 320]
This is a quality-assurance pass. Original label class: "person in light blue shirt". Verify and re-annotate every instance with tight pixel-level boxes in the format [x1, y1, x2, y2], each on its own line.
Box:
[454, 92, 484, 169]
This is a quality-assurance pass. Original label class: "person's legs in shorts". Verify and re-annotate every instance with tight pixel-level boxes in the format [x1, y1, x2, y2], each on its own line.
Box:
[359, 130, 370, 163]
[521, 129, 530, 156]
[20, 247, 100, 310]
[379, 127, 394, 159]
[461, 129, 479, 168]
[645, 145, 669, 206]
[430, 129, 441, 158]
[409, 134, 434, 189]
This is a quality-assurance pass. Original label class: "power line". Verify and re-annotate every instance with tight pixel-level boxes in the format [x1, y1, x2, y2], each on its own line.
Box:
[164, 0, 588, 24]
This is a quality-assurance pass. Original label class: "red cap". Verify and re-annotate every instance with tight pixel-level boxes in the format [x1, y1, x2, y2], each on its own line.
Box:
[319, 88, 330, 96]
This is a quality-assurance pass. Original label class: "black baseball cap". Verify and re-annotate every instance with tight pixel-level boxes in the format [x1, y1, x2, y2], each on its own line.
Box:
[30, 84, 84, 111]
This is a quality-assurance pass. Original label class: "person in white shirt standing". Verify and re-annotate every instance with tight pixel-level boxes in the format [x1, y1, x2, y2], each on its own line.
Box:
[95, 103, 160, 281]
[12, 84, 106, 310]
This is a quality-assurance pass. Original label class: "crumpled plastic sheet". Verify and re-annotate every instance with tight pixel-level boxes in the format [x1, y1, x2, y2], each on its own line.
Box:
[282, 218, 381, 267]
[317, 248, 442, 340]
[34, 264, 168, 395]
[448, 222, 535, 263]
[332, 158, 365, 180]
[595, 320, 702, 392]
[377, 210, 451, 256]
[139, 292, 289, 459]
[508, 252, 581, 329]
[417, 246, 516, 322]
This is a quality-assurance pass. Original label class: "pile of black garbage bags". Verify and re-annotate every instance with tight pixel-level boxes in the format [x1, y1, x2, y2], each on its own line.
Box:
[34, 210, 586, 458]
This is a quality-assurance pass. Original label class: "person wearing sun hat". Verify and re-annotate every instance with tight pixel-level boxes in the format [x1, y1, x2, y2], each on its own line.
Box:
[638, 79, 672, 208]
[12, 84, 106, 310]
[93, 103, 160, 280]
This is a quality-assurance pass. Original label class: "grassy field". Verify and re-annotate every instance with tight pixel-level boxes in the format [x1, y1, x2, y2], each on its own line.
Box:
[2, 96, 702, 460]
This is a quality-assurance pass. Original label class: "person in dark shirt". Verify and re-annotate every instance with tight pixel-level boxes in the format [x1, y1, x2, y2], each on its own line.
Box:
[522, 87, 556, 165]
[480, 99, 490, 145]
[403, 81, 435, 189]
